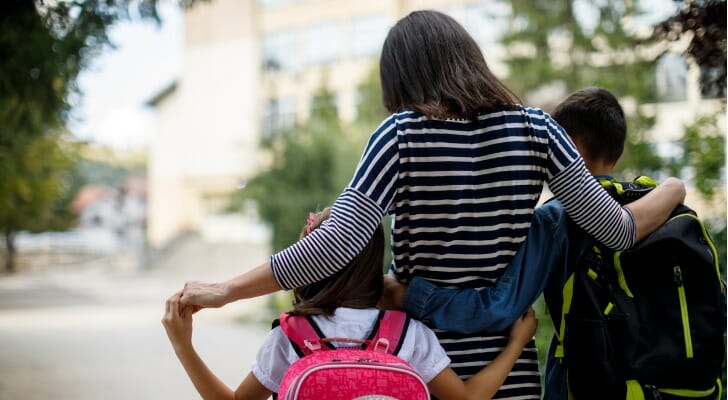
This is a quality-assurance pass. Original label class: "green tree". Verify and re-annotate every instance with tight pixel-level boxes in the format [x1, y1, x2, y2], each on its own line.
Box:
[0, 0, 199, 271]
[653, 0, 726, 98]
[654, 1, 726, 296]
[0, 134, 81, 272]
[234, 67, 389, 265]
[501, 0, 665, 177]
[237, 88, 355, 253]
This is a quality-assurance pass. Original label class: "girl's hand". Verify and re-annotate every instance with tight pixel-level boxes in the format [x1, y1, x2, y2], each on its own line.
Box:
[509, 308, 537, 347]
[162, 291, 194, 350]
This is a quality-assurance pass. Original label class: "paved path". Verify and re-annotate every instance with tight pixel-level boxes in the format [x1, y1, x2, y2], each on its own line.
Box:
[0, 240, 276, 400]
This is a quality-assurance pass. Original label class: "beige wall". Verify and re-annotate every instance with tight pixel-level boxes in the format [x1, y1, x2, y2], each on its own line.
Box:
[259, 0, 504, 124]
[148, 0, 261, 246]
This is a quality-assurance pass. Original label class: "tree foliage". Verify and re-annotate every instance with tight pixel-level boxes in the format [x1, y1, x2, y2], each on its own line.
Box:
[234, 68, 389, 263]
[236, 88, 356, 253]
[501, 0, 665, 178]
[0, 134, 81, 271]
[0, 0, 199, 271]
[672, 113, 725, 199]
[653, 0, 727, 98]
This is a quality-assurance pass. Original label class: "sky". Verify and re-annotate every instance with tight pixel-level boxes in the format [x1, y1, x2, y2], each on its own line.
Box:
[69, 3, 183, 149]
[69, 0, 677, 150]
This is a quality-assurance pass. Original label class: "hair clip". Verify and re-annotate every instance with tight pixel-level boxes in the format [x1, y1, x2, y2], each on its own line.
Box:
[305, 212, 315, 234]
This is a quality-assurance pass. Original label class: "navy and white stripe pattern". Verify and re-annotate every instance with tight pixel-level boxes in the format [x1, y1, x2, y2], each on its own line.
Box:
[434, 329, 541, 399]
[271, 106, 636, 398]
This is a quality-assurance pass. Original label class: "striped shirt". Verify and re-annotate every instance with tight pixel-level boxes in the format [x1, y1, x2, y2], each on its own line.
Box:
[270, 106, 636, 399]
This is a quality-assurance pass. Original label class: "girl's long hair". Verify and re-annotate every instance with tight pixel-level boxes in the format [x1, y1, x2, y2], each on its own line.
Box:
[380, 10, 521, 120]
[291, 207, 385, 316]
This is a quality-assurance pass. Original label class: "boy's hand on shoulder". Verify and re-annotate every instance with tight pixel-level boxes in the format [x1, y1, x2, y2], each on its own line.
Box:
[162, 291, 194, 351]
[378, 275, 407, 310]
[509, 308, 537, 348]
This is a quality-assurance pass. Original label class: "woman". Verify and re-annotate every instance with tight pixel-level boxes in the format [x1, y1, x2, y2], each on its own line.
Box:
[180, 11, 685, 399]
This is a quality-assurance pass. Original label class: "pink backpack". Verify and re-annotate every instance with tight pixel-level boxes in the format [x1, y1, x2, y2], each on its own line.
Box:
[277, 310, 430, 400]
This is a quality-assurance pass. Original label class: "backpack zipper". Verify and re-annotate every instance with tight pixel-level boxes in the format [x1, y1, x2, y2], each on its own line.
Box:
[666, 214, 724, 291]
[673, 265, 694, 358]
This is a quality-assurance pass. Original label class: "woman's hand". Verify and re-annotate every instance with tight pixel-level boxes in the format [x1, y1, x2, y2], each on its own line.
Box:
[378, 275, 408, 310]
[509, 308, 537, 347]
[179, 281, 230, 311]
[162, 291, 194, 350]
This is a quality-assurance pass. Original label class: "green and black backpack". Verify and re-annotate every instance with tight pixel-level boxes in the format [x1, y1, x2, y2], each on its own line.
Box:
[551, 176, 726, 400]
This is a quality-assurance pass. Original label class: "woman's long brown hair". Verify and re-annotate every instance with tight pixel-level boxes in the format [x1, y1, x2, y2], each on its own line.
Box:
[291, 207, 385, 316]
[380, 10, 521, 120]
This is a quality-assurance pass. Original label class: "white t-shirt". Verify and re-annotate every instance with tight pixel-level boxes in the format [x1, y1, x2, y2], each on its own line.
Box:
[251, 307, 451, 393]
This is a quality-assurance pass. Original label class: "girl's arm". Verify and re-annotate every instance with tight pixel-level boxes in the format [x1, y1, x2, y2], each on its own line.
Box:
[427, 309, 537, 400]
[162, 292, 272, 400]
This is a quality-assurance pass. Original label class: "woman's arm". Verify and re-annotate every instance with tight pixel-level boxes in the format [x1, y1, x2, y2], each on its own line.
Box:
[180, 262, 281, 309]
[162, 292, 272, 400]
[427, 309, 538, 400]
[181, 116, 400, 309]
[625, 177, 685, 242]
[541, 112, 684, 249]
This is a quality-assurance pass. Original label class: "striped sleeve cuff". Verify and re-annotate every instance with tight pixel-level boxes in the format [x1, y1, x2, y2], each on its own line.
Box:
[270, 187, 385, 290]
[549, 158, 635, 250]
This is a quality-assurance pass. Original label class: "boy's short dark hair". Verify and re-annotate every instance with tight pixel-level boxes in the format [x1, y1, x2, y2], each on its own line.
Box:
[552, 87, 626, 165]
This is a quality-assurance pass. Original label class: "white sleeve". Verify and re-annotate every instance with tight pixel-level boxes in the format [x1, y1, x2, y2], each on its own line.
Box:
[250, 326, 299, 393]
[398, 319, 451, 383]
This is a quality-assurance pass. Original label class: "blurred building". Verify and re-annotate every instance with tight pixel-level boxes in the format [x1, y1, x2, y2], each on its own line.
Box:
[644, 49, 726, 217]
[146, 0, 263, 247]
[146, 0, 507, 247]
[146, 0, 724, 248]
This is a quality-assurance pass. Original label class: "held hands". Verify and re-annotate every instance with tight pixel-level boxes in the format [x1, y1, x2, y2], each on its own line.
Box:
[509, 308, 537, 348]
[179, 281, 230, 311]
[162, 291, 194, 351]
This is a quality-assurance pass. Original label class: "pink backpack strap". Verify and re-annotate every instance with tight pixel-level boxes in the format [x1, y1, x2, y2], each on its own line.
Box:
[367, 310, 410, 356]
[278, 312, 332, 356]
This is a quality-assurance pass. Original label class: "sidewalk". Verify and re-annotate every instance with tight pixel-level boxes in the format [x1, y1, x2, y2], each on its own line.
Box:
[0, 238, 275, 399]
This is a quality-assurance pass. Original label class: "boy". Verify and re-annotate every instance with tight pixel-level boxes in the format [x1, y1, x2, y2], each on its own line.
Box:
[380, 87, 685, 399]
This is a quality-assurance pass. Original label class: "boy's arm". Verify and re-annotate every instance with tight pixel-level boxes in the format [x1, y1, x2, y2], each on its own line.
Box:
[387, 206, 567, 334]
[162, 292, 272, 400]
[427, 309, 537, 400]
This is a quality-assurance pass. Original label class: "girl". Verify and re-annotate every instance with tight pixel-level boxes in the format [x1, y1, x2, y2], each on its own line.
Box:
[164, 208, 537, 400]
[180, 10, 685, 398]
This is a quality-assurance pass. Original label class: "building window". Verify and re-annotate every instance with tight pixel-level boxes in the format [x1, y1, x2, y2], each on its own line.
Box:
[263, 31, 298, 74]
[351, 14, 388, 58]
[655, 53, 688, 102]
[306, 23, 342, 65]
[264, 98, 297, 137]
[700, 66, 725, 98]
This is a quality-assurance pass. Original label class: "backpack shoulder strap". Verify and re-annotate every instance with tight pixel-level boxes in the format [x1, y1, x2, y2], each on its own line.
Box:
[367, 310, 410, 356]
[278, 312, 333, 356]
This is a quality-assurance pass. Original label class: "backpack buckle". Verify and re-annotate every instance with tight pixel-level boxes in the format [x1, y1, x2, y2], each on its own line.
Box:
[304, 339, 322, 351]
[373, 338, 390, 353]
